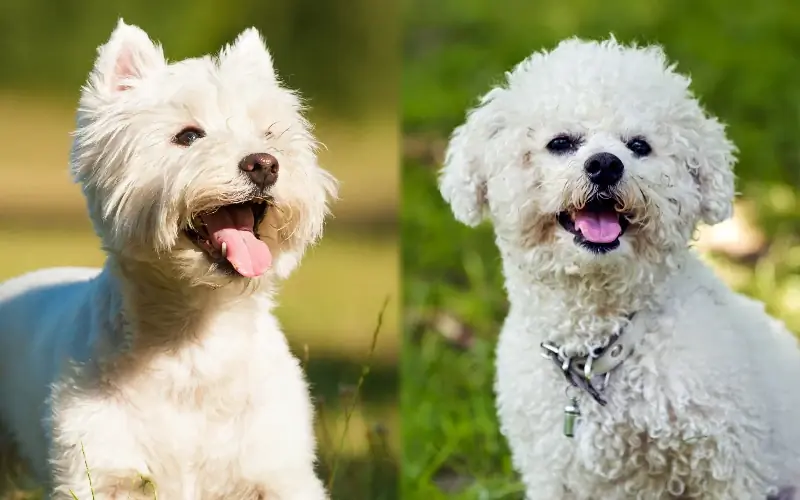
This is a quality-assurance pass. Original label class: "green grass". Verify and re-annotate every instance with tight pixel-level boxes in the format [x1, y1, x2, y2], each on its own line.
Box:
[401, 160, 522, 499]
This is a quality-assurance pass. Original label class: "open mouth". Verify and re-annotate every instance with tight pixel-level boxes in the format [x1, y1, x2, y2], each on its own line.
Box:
[184, 199, 272, 278]
[557, 196, 631, 254]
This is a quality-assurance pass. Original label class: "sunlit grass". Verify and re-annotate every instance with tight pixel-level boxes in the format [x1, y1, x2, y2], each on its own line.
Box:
[282, 237, 399, 362]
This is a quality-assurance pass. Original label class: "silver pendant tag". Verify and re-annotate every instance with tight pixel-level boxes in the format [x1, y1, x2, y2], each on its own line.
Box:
[563, 397, 581, 438]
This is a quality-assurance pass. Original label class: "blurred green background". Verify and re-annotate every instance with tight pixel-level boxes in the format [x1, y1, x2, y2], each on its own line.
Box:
[0, 1, 399, 499]
[402, 0, 800, 498]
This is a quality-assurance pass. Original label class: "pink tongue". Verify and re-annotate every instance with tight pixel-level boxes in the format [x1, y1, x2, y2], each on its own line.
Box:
[200, 205, 272, 278]
[573, 210, 622, 243]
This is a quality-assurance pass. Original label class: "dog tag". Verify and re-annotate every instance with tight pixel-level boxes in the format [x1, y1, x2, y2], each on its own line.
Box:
[563, 397, 581, 438]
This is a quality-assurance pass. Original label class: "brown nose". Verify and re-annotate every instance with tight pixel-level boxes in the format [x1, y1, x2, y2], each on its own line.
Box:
[239, 153, 279, 188]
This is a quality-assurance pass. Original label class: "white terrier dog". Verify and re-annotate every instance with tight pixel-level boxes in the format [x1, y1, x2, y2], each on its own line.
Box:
[440, 38, 800, 499]
[0, 20, 337, 499]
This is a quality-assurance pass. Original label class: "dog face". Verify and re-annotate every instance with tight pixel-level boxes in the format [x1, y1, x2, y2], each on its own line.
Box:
[440, 38, 736, 271]
[72, 20, 337, 285]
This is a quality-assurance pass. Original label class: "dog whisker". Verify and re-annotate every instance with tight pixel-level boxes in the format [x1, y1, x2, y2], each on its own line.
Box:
[275, 125, 292, 140]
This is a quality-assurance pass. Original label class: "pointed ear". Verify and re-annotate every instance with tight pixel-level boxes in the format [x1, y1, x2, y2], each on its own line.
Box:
[439, 88, 505, 227]
[87, 19, 165, 97]
[218, 28, 276, 78]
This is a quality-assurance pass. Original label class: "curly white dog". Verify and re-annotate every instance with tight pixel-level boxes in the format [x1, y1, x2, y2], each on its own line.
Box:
[0, 20, 336, 499]
[440, 37, 800, 499]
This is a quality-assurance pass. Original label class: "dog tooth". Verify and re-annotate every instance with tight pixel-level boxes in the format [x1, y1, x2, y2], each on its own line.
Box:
[221, 242, 228, 258]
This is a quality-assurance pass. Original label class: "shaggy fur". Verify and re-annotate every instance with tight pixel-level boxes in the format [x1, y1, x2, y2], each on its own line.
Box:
[440, 37, 800, 499]
[0, 20, 337, 499]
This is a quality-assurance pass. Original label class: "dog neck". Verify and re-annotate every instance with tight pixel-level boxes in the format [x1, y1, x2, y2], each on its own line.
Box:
[100, 257, 274, 356]
[504, 250, 684, 352]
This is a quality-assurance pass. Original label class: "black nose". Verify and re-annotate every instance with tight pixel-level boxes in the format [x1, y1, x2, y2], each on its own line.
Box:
[239, 153, 279, 188]
[584, 152, 624, 186]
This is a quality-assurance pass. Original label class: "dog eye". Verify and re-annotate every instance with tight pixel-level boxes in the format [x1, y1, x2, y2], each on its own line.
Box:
[626, 137, 652, 157]
[173, 127, 206, 147]
[546, 135, 578, 154]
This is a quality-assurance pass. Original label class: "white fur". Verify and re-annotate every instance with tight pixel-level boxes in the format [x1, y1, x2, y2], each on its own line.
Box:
[440, 37, 800, 499]
[0, 20, 337, 499]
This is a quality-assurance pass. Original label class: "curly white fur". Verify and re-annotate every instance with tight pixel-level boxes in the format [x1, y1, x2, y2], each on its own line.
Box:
[0, 20, 336, 499]
[440, 37, 800, 499]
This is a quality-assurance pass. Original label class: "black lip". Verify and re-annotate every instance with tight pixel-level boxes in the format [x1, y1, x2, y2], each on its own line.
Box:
[557, 196, 630, 254]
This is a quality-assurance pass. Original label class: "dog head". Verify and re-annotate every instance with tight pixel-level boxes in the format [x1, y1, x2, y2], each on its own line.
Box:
[440, 37, 736, 273]
[71, 20, 337, 286]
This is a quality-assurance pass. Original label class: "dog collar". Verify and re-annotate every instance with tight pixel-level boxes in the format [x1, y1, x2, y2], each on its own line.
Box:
[540, 313, 643, 407]
[540, 314, 644, 438]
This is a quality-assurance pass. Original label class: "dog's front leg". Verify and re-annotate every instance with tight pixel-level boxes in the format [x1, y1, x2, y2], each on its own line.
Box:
[48, 435, 153, 500]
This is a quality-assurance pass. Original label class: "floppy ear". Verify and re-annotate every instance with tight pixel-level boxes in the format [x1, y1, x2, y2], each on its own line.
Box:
[684, 112, 737, 226]
[439, 88, 505, 227]
[85, 19, 165, 98]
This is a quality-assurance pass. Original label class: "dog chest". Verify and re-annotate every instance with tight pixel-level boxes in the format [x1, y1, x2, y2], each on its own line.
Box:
[54, 316, 316, 497]
[495, 319, 776, 499]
